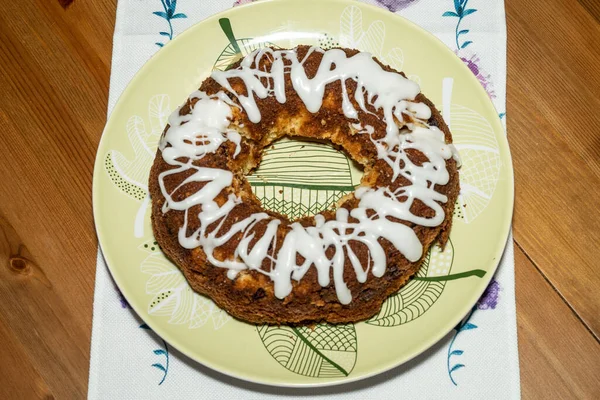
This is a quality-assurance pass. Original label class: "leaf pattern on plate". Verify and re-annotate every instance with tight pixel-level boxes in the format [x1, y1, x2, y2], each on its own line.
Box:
[104, 153, 147, 201]
[105, 95, 171, 237]
[105, 94, 170, 200]
[339, 5, 404, 71]
[213, 18, 278, 71]
[141, 247, 231, 330]
[257, 323, 357, 378]
[450, 105, 501, 223]
[246, 137, 359, 219]
[366, 239, 455, 327]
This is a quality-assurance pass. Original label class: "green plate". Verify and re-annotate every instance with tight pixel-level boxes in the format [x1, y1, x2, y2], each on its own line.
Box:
[93, 0, 513, 387]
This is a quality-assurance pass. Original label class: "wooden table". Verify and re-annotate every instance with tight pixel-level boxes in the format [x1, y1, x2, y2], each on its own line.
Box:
[1, 0, 599, 398]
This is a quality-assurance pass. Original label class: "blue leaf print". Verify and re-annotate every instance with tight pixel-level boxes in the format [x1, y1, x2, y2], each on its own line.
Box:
[153, 11, 168, 19]
[450, 364, 465, 373]
[444, 0, 478, 50]
[460, 321, 477, 331]
[445, 282, 501, 386]
[153, 0, 187, 48]
[152, 363, 167, 372]
[140, 324, 170, 385]
[446, 306, 477, 386]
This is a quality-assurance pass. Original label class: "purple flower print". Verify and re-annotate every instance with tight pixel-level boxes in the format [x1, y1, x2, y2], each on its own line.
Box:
[375, 0, 420, 12]
[456, 50, 496, 99]
[477, 278, 500, 310]
[233, 0, 254, 6]
[117, 289, 130, 309]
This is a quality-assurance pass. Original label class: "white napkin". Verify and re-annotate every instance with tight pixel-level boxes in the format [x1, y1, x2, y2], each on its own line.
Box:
[89, 0, 518, 398]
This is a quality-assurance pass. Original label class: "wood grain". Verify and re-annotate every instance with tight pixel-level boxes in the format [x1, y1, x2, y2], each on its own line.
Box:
[58, 0, 75, 10]
[0, 0, 115, 398]
[0, 0, 599, 398]
[0, 321, 54, 399]
[515, 245, 600, 399]
[506, 0, 600, 338]
[0, 216, 88, 399]
[577, 0, 600, 22]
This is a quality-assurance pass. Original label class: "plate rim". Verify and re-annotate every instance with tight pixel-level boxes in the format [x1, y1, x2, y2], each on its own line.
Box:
[92, 0, 515, 388]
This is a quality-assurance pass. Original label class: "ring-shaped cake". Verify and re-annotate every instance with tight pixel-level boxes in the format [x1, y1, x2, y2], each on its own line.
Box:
[149, 45, 460, 324]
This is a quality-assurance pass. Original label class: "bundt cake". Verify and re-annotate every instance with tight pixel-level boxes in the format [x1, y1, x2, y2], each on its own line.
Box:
[149, 45, 460, 325]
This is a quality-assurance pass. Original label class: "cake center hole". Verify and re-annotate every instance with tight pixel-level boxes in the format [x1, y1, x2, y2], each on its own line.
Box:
[247, 137, 364, 219]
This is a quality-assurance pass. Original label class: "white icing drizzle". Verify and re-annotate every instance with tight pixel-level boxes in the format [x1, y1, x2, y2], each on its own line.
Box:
[157, 47, 460, 304]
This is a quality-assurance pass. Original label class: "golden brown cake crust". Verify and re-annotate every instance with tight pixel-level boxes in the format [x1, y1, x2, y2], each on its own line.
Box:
[149, 46, 460, 325]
